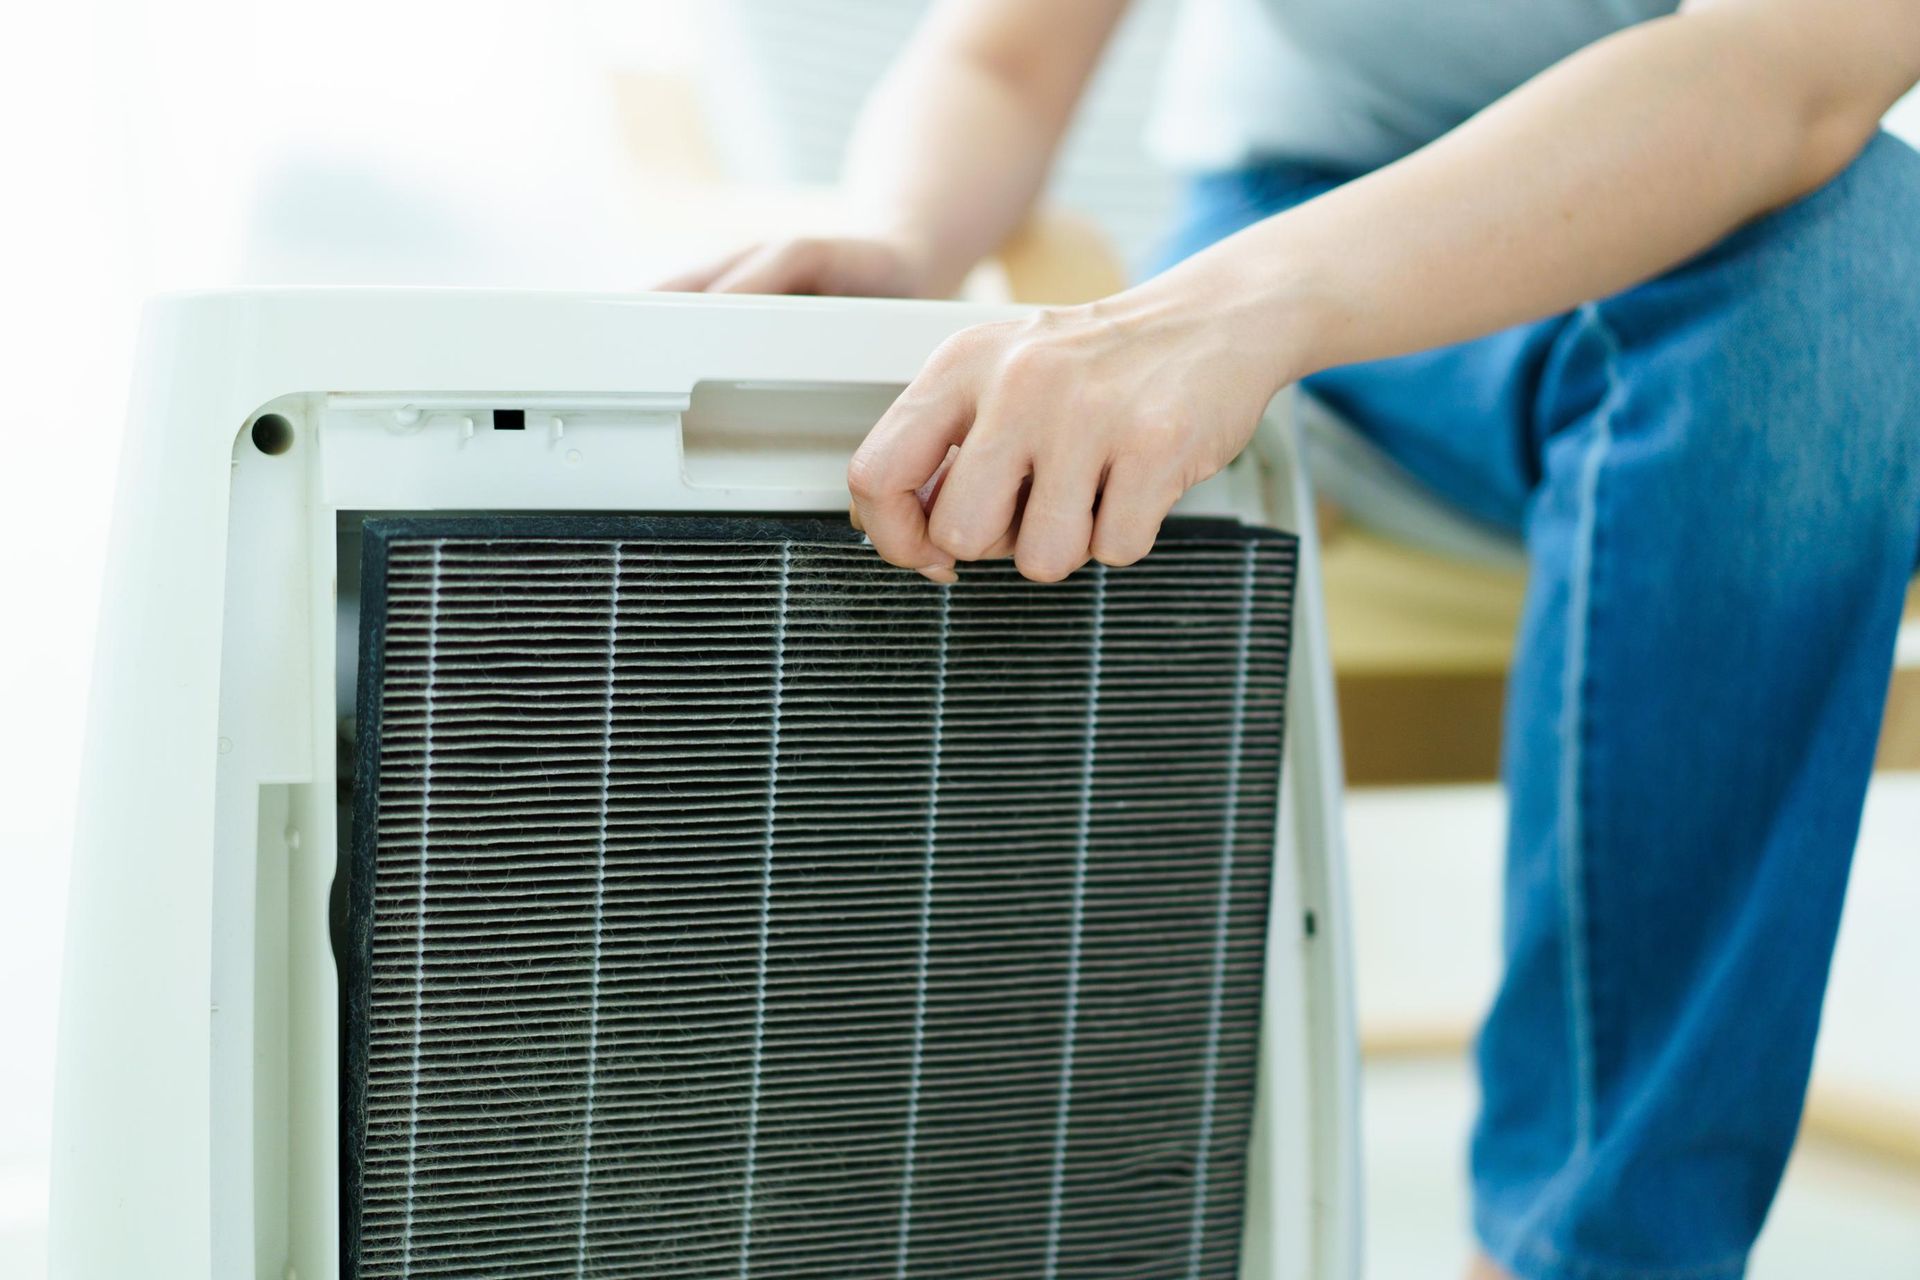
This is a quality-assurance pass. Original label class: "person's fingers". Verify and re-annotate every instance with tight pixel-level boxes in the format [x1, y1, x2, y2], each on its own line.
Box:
[708, 241, 828, 295]
[1089, 455, 1180, 567]
[973, 481, 1028, 560]
[849, 348, 981, 580]
[975, 526, 1021, 561]
[854, 451, 1019, 557]
[1013, 456, 1101, 583]
[915, 445, 961, 513]
[854, 478, 1020, 556]
[653, 245, 754, 292]
[926, 425, 1030, 564]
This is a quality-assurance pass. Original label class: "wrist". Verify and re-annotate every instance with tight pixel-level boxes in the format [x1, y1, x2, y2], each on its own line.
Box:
[1144, 237, 1335, 396]
[867, 219, 973, 299]
[880, 225, 943, 298]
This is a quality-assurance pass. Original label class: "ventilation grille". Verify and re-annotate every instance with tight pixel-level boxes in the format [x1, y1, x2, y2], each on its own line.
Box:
[345, 515, 1297, 1279]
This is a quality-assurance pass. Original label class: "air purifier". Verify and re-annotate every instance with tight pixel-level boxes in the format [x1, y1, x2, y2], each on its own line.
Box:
[51, 289, 1357, 1279]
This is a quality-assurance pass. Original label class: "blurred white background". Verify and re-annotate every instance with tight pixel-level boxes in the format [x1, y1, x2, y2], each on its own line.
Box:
[2, 3, 1916, 1276]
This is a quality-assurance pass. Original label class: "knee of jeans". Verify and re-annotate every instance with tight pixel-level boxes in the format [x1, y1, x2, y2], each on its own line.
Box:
[1712, 131, 1920, 347]
[1595, 135, 1920, 536]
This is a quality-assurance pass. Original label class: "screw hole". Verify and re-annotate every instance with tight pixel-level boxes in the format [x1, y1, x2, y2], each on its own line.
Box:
[251, 413, 295, 456]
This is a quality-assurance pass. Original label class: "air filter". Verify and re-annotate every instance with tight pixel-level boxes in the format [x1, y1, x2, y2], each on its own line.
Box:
[345, 514, 1297, 1279]
[53, 291, 1355, 1280]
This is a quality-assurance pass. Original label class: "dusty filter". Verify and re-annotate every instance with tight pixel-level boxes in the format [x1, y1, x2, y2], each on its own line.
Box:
[344, 514, 1298, 1279]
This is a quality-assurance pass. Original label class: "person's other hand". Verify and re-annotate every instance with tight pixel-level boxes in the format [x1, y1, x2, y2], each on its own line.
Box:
[656, 234, 933, 298]
[848, 274, 1295, 584]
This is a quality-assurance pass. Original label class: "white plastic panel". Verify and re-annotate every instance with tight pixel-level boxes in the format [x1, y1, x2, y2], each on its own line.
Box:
[318, 385, 1260, 518]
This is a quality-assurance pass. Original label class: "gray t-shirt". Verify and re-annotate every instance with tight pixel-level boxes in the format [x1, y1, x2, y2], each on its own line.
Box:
[1148, 0, 1678, 171]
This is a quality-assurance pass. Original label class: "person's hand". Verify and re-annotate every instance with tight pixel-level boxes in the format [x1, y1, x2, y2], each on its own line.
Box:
[847, 270, 1298, 584]
[656, 233, 934, 298]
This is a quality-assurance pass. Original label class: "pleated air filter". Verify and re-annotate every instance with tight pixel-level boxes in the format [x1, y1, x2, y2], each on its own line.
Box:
[344, 514, 1297, 1279]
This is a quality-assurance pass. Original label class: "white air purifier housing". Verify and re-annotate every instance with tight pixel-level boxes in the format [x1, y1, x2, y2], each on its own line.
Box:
[52, 290, 1357, 1279]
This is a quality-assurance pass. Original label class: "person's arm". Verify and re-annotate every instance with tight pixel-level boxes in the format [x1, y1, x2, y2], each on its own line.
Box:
[848, 0, 1920, 584]
[659, 0, 1129, 297]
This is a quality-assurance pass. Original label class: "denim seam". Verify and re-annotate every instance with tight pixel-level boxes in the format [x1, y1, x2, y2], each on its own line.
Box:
[1479, 304, 1622, 1265]
[1557, 301, 1620, 1160]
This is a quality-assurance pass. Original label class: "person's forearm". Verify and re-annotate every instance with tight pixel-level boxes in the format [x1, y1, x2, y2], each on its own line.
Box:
[845, 0, 1129, 296]
[840, 0, 1916, 583]
[846, 54, 1056, 295]
[1172, 0, 1920, 385]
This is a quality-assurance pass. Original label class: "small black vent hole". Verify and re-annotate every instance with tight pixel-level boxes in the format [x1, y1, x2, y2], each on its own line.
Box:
[250, 414, 294, 456]
[492, 409, 526, 430]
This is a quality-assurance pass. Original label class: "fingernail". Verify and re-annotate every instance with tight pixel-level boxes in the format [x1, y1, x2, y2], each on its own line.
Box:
[919, 564, 958, 585]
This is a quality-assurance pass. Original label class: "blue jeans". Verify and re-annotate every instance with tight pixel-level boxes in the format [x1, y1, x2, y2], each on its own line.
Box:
[1153, 131, 1920, 1279]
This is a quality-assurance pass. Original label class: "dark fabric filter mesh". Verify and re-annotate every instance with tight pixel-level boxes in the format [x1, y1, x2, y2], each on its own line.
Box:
[345, 515, 1296, 1280]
